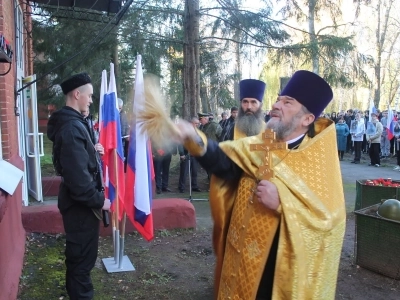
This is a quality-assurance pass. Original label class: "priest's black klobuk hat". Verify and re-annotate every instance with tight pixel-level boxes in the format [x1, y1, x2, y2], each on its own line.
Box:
[60, 72, 92, 95]
[239, 79, 266, 102]
[280, 70, 333, 117]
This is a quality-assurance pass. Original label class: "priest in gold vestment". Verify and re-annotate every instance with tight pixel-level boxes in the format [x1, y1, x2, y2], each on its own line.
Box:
[176, 70, 346, 300]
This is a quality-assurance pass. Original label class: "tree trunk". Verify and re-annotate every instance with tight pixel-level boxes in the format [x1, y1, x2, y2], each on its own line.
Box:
[308, 0, 319, 74]
[234, 28, 241, 101]
[112, 30, 120, 93]
[374, 0, 382, 108]
[183, 0, 200, 119]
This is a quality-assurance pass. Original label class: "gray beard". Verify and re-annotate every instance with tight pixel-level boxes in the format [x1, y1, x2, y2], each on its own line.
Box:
[236, 106, 265, 137]
[266, 110, 303, 140]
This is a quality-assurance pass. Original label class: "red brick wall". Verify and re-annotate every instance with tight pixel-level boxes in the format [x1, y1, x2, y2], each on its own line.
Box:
[1, 0, 17, 159]
[0, 1, 32, 299]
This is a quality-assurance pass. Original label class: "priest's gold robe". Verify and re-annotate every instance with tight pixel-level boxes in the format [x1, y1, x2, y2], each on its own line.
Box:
[186, 118, 346, 300]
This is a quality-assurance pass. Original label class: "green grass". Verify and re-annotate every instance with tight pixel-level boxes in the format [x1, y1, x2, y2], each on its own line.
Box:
[41, 137, 56, 177]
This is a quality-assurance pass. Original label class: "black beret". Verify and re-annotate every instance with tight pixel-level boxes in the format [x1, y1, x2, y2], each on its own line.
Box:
[60, 72, 92, 95]
[239, 79, 266, 102]
[280, 70, 333, 117]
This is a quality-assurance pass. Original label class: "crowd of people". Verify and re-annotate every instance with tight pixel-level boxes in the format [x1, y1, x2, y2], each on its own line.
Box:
[318, 108, 400, 170]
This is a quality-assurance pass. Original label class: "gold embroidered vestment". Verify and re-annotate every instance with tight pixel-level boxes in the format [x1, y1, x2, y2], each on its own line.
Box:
[207, 119, 346, 299]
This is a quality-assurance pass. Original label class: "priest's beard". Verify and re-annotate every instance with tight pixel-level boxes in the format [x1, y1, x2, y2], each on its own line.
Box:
[266, 110, 304, 140]
[236, 106, 265, 137]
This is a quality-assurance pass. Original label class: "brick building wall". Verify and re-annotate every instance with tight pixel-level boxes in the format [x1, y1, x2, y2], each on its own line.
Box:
[0, 1, 33, 299]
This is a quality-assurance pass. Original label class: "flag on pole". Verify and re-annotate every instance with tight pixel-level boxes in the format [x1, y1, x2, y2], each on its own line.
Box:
[124, 55, 155, 241]
[369, 100, 377, 121]
[99, 63, 125, 219]
[387, 107, 394, 140]
[98, 70, 108, 132]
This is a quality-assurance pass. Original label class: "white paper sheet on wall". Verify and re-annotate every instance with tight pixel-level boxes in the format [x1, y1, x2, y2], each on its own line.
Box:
[0, 160, 24, 195]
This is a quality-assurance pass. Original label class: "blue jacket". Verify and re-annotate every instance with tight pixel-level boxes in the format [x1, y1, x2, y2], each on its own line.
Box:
[336, 123, 349, 151]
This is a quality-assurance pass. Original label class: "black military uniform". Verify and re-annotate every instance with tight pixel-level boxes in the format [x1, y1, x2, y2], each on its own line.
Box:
[219, 115, 236, 141]
[47, 74, 104, 300]
[177, 144, 200, 193]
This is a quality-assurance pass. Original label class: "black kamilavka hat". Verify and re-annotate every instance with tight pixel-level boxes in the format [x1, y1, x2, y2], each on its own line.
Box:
[239, 79, 266, 102]
[280, 70, 333, 117]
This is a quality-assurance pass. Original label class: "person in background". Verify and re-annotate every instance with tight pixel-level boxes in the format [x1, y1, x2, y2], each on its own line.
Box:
[345, 109, 354, 153]
[219, 112, 228, 130]
[393, 121, 400, 171]
[264, 109, 271, 123]
[220, 79, 266, 143]
[118, 98, 130, 171]
[366, 112, 383, 167]
[380, 110, 390, 158]
[331, 111, 337, 123]
[198, 112, 222, 142]
[351, 112, 365, 164]
[47, 73, 110, 299]
[362, 110, 369, 153]
[152, 143, 176, 194]
[219, 106, 238, 142]
[336, 117, 349, 161]
[178, 118, 202, 193]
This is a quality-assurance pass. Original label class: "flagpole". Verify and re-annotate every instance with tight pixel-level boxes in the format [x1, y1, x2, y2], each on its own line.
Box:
[118, 212, 127, 269]
[112, 213, 117, 262]
[101, 62, 133, 273]
[114, 148, 120, 265]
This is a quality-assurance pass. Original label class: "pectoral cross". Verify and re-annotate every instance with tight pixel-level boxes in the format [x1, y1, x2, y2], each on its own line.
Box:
[250, 129, 287, 180]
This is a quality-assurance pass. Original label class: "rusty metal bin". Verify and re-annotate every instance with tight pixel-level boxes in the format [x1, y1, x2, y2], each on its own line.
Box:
[355, 180, 400, 211]
[354, 204, 400, 279]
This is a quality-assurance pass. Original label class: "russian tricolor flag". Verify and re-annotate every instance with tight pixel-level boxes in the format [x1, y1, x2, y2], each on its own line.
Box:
[124, 55, 154, 241]
[99, 63, 125, 219]
[387, 108, 395, 140]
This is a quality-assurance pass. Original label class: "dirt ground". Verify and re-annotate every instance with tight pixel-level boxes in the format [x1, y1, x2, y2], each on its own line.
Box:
[18, 154, 400, 299]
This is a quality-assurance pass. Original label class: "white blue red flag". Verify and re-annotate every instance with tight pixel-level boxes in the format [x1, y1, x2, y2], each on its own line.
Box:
[98, 70, 107, 132]
[99, 63, 125, 219]
[387, 108, 395, 140]
[124, 55, 155, 241]
[368, 100, 377, 121]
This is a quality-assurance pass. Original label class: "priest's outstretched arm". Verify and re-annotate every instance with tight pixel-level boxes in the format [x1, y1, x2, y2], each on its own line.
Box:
[175, 120, 281, 211]
[175, 120, 242, 180]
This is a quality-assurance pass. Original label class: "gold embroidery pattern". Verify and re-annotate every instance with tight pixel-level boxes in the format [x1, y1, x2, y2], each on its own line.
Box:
[270, 126, 346, 299]
[219, 175, 279, 300]
[217, 121, 345, 300]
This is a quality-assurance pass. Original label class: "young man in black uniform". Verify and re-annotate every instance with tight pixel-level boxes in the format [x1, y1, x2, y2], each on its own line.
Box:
[47, 73, 110, 299]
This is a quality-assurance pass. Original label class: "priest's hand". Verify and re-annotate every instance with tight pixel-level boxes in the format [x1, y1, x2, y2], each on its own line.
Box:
[175, 120, 198, 142]
[256, 180, 280, 210]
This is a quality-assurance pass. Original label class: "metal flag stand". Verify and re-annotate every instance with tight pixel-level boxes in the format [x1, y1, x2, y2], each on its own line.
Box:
[102, 150, 135, 273]
[102, 213, 135, 273]
[186, 155, 208, 202]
